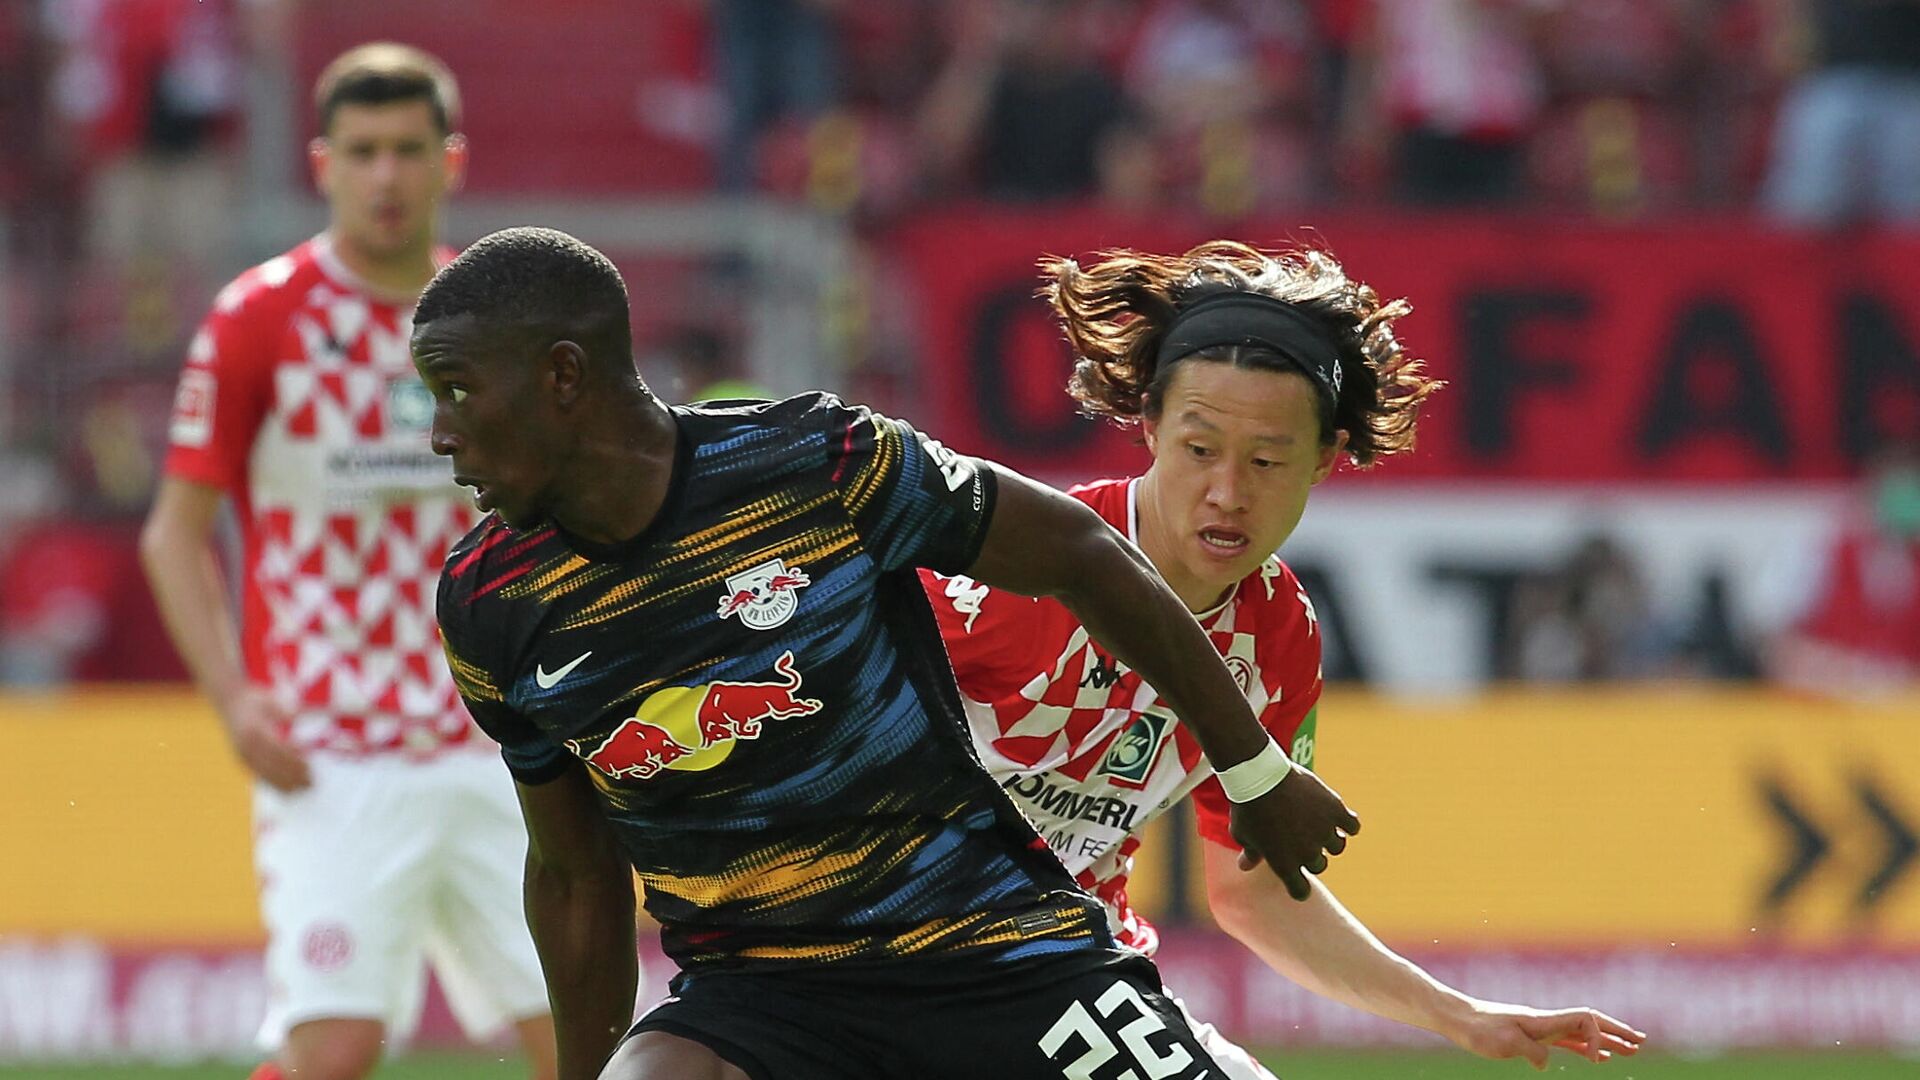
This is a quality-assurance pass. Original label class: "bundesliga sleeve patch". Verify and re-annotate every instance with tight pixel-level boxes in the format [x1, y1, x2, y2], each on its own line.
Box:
[169, 367, 217, 448]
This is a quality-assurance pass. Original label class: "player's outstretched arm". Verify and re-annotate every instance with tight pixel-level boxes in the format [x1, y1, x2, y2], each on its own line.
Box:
[965, 463, 1358, 899]
[518, 762, 639, 1080]
[1202, 842, 1647, 1070]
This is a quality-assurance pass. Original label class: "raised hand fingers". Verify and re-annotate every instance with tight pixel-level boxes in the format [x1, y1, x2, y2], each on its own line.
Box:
[1520, 1006, 1643, 1064]
[240, 730, 312, 792]
[1582, 1013, 1605, 1062]
[1594, 1010, 1648, 1048]
[1278, 862, 1310, 900]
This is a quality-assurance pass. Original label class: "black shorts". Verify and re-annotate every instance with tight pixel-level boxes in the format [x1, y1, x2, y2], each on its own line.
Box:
[629, 948, 1224, 1080]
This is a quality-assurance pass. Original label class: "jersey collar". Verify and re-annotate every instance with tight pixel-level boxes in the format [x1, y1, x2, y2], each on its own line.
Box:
[312, 232, 450, 308]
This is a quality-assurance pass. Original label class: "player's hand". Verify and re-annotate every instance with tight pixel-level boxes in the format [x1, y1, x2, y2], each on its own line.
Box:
[1445, 1000, 1647, 1070]
[218, 685, 311, 792]
[1227, 763, 1358, 900]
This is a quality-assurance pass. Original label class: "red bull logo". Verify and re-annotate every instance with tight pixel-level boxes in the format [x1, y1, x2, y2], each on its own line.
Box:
[567, 650, 823, 780]
[715, 558, 811, 630]
[570, 719, 695, 780]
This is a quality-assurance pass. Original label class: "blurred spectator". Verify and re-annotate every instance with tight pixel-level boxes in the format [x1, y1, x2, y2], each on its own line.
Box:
[1689, 0, 1785, 208]
[712, 0, 844, 191]
[0, 3, 41, 220]
[43, 0, 241, 273]
[1092, 114, 1165, 213]
[1337, 0, 1552, 207]
[0, 452, 182, 685]
[739, 1, 936, 215]
[916, 0, 1135, 202]
[1767, 444, 1920, 696]
[1120, 0, 1320, 214]
[1762, 0, 1920, 229]
[1528, 0, 1703, 216]
[1504, 533, 1684, 681]
[0, 513, 182, 684]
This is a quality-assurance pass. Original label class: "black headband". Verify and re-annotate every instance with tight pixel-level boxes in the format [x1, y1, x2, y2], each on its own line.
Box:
[1154, 292, 1343, 403]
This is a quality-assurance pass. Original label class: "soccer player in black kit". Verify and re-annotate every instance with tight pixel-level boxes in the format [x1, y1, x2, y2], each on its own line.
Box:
[415, 227, 1362, 1080]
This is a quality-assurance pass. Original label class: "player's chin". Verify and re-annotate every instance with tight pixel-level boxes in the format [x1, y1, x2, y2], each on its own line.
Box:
[489, 498, 541, 531]
[358, 217, 421, 253]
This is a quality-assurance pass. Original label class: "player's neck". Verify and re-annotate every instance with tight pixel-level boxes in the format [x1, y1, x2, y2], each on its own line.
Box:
[550, 391, 680, 547]
[323, 228, 441, 299]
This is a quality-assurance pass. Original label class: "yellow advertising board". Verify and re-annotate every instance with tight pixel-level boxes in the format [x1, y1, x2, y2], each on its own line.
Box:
[1128, 687, 1920, 949]
[0, 690, 260, 942]
[3, 687, 1918, 949]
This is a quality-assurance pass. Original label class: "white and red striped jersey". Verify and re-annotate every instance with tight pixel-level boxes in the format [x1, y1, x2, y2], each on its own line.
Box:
[164, 235, 479, 756]
[923, 476, 1321, 955]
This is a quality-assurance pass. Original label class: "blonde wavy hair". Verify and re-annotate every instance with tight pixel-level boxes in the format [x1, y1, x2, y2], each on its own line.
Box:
[1044, 240, 1440, 467]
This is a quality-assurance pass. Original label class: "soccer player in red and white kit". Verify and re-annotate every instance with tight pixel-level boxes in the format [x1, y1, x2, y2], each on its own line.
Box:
[140, 45, 554, 1080]
[926, 242, 1647, 1076]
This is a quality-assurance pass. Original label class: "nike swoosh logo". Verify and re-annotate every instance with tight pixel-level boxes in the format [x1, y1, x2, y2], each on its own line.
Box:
[535, 651, 593, 689]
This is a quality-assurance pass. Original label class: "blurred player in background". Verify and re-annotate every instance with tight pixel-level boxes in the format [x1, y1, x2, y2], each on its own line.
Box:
[417, 227, 1362, 1080]
[1765, 437, 1920, 695]
[138, 45, 555, 1080]
[927, 241, 1647, 1076]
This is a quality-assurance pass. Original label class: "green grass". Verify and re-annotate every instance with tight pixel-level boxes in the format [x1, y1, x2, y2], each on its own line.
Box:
[1268, 1050, 1917, 1078]
[1, 1050, 1913, 1079]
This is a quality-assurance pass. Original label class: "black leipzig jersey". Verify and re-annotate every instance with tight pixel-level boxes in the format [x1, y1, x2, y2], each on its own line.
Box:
[438, 394, 1109, 972]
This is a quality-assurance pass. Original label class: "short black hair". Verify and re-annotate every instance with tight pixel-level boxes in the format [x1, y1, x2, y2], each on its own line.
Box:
[417, 227, 633, 362]
[315, 42, 460, 136]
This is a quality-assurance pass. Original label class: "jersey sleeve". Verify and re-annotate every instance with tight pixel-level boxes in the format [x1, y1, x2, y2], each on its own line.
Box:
[437, 561, 570, 784]
[919, 568, 1052, 702]
[162, 283, 279, 493]
[829, 405, 998, 575]
[1190, 704, 1320, 849]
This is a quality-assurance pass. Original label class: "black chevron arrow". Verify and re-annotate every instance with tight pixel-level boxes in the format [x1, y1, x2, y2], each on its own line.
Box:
[1759, 776, 1829, 910]
[1853, 774, 1918, 913]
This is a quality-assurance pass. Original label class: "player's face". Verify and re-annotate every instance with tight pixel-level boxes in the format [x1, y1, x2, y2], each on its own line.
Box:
[311, 101, 466, 264]
[1139, 361, 1344, 609]
[413, 315, 562, 529]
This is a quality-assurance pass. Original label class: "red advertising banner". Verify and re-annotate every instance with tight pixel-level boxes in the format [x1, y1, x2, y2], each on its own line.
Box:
[883, 209, 1920, 482]
[4, 936, 1913, 1059]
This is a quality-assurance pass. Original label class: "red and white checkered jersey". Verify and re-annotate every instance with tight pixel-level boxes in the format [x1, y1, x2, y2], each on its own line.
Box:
[923, 476, 1321, 955]
[164, 235, 479, 756]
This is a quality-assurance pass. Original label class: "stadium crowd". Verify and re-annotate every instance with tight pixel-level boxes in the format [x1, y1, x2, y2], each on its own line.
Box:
[0, 0, 1916, 690]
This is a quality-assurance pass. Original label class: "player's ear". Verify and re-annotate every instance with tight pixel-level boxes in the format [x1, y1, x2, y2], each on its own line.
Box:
[1311, 429, 1348, 485]
[548, 340, 586, 406]
[1142, 413, 1160, 456]
[307, 137, 332, 194]
[442, 133, 469, 194]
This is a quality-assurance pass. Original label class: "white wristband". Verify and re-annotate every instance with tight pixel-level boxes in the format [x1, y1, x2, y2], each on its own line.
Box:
[1216, 738, 1294, 803]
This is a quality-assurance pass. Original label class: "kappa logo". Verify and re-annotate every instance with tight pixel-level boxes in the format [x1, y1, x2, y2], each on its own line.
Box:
[940, 574, 990, 632]
[716, 558, 812, 630]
